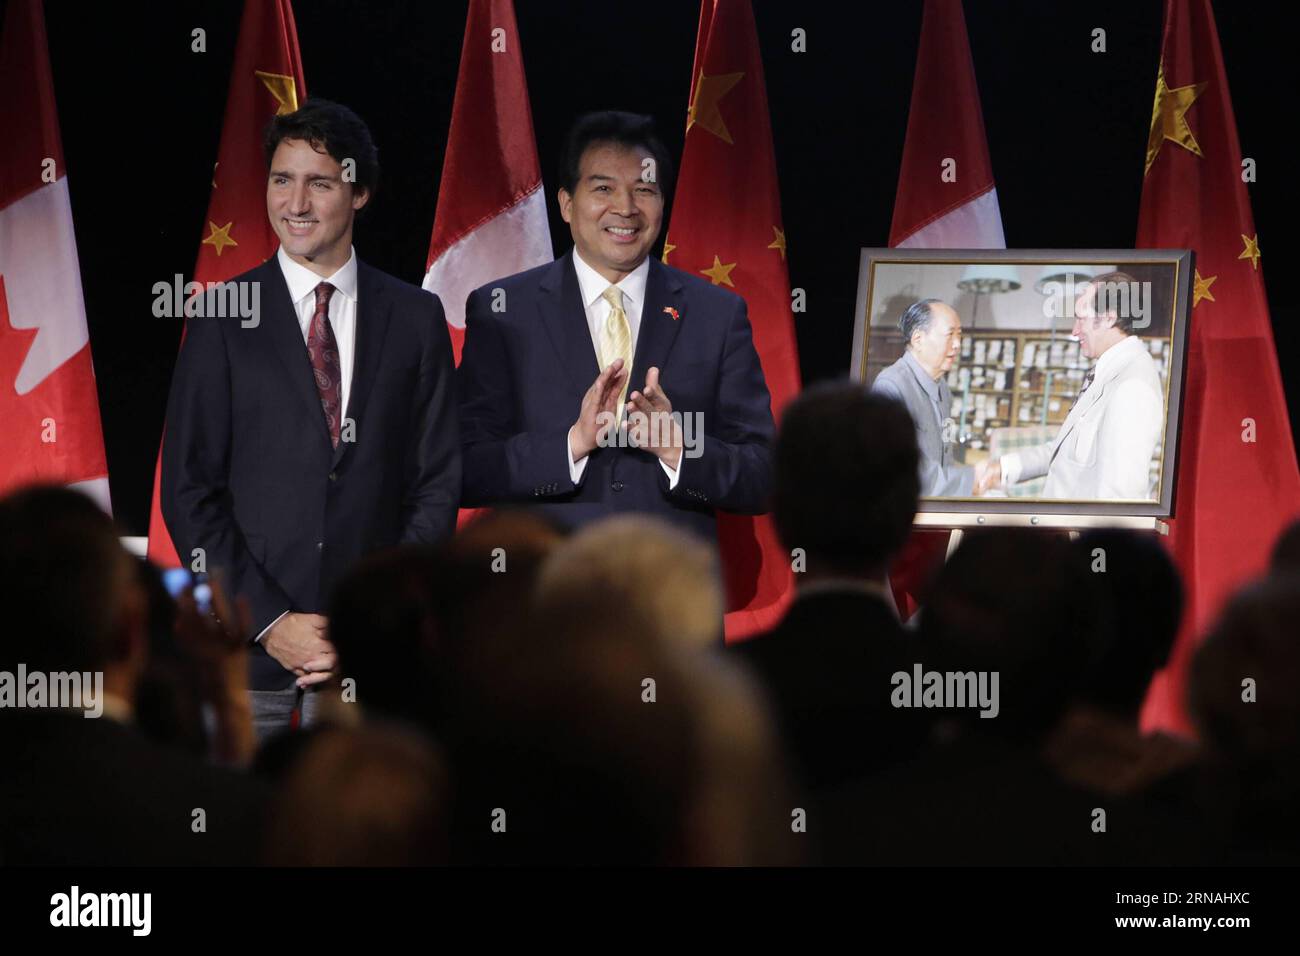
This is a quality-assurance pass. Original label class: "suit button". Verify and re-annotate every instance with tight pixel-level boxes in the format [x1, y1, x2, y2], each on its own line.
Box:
[317, 541, 324, 551]
[612, 480, 624, 492]
[328, 471, 337, 481]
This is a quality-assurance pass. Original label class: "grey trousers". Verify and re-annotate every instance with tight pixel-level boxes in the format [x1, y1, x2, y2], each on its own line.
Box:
[250, 685, 323, 747]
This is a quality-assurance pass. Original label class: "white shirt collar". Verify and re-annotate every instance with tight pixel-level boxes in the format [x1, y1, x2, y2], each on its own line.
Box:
[1092, 333, 1144, 383]
[572, 247, 649, 311]
[277, 245, 359, 305]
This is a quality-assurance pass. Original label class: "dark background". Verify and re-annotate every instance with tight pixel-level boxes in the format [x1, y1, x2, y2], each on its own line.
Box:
[11, 0, 1295, 533]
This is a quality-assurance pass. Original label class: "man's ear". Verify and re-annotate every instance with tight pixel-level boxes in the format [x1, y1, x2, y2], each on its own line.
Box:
[351, 186, 371, 213]
[558, 188, 573, 224]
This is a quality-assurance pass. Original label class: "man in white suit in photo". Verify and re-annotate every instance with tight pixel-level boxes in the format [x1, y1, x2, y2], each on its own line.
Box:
[978, 272, 1164, 500]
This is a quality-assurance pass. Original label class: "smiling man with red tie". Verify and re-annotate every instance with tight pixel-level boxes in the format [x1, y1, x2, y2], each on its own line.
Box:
[162, 100, 460, 740]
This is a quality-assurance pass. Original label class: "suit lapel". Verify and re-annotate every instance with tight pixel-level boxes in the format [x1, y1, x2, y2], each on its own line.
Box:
[333, 261, 393, 468]
[1050, 366, 1108, 462]
[538, 250, 601, 392]
[629, 258, 685, 395]
[262, 259, 333, 450]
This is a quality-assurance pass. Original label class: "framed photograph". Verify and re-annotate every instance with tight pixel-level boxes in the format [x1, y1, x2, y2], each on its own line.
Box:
[851, 249, 1193, 518]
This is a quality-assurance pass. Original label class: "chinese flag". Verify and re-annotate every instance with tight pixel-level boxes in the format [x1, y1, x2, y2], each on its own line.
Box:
[666, 0, 801, 641]
[1136, 0, 1300, 735]
[0, 0, 111, 510]
[146, 0, 307, 566]
[886, 0, 1006, 621]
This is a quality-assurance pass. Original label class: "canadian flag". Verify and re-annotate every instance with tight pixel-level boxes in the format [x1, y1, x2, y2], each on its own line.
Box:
[0, 0, 110, 511]
[889, 0, 1005, 250]
[885, 0, 1005, 620]
[423, 0, 551, 365]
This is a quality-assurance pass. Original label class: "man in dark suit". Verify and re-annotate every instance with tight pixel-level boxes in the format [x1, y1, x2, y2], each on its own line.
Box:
[732, 384, 928, 798]
[162, 100, 460, 738]
[457, 111, 774, 542]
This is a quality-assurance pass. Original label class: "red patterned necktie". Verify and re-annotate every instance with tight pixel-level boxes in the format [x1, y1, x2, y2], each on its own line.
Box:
[307, 282, 341, 447]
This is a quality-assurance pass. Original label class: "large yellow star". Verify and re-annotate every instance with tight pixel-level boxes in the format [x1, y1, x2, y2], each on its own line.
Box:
[687, 71, 744, 144]
[255, 70, 299, 116]
[662, 241, 676, 265]
[701, 255, 737, 287]
[1239, 233, 1261, 270]
[202, 221, 238, 257]
[1192, 269, 1216, 308]
[767, 226, 786, 260]
[1145, 60, 1207, 177]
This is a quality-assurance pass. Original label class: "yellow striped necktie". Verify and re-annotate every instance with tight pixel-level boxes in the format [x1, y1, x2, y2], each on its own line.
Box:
[600, 285, 632, 409]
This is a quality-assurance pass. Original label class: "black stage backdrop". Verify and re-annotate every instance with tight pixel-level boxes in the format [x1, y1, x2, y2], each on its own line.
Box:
[13, 0, 1296, 533]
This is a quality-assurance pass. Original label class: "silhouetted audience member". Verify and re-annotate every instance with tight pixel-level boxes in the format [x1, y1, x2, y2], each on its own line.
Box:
[1044, 530, 1197, 797]
[262, 723, 448, 865]
[0, 486, 267, 865]
[327, 545, 443, 731]
[132, 557, 208, 755]
[731, 383, 927, 797]
[1189, 573, 1300, 864]
[534, 514, 723, 652]
[448, 547, 798, 865]
[821, 529, 1110, 864]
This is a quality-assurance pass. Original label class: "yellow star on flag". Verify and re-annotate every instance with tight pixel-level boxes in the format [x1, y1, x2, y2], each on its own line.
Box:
[767, 226, 786, 260]
[687, 71, 744, 144]
[1145, 60, 1207, 177]
[701, 255, 737, 287]
[202, 221, 238, 257]
[662, 241, 676, 265]
[1239, 233, 1261, 270]
[255, 70, 299, 116]
[1192, 269, 1217, 308]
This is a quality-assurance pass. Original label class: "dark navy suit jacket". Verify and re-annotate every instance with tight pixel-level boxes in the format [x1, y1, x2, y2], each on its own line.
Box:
[161, 257, 460, 690]
[457, 251, 774, 541]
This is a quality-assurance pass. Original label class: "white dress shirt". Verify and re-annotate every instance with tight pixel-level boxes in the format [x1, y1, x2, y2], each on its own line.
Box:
[566, 249, 681, 488]
[277, 245, 359, 420]
[257, 246, 360, 643]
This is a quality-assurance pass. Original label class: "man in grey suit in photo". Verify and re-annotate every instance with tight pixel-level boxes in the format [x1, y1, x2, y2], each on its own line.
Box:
[872, 299, 989, 496]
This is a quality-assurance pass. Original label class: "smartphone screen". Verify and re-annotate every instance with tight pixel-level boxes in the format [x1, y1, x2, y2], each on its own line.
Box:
[162, 568, 212, 615]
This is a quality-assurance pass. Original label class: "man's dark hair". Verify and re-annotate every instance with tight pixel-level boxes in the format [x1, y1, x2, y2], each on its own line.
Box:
[899, 298, 943, 344]
[1071, 529, 1183, 719]
[920, 529, 1110, 741]
[1082, 270, 1141, 335]
[557, 110, 674, 199]
[0, 485, 129, 674]
[264, 98, 380, 200]
[773, 382, 920, 576]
